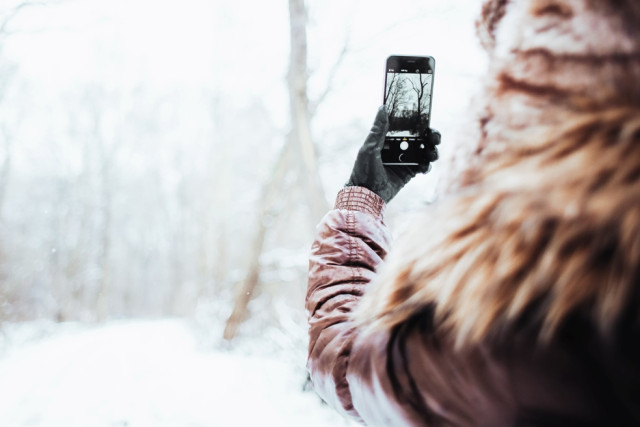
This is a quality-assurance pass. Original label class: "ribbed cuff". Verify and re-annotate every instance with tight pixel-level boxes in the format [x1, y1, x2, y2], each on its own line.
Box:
[335, 186, 385, 218]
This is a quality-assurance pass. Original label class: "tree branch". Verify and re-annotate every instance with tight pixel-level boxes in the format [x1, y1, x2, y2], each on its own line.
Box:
[310, 35, 350, 116]
[1, 1, 46, 34]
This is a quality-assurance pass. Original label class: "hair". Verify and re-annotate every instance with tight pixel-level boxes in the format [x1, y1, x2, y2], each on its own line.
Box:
[356, 0, 640, 347]
[476, 0, 509, 51]
[357, 107, 640, 347]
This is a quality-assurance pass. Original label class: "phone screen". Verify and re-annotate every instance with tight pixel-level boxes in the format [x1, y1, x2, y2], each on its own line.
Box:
[384, 67, 433, 138]
[382, 56, 434, 165]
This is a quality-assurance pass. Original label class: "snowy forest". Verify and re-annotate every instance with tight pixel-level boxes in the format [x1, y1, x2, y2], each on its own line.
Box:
[0, 0, 486, 424]
[385, 71, 433, 135]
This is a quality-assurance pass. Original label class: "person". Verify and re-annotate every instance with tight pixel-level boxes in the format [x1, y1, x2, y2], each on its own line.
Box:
[306, 0, 640, 425]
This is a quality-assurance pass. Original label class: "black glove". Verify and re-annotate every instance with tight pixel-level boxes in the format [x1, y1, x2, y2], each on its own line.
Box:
[346, 106, 440, 203]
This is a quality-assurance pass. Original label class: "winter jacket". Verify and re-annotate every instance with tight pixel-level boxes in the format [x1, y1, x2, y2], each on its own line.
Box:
[307, 185, 640, 426]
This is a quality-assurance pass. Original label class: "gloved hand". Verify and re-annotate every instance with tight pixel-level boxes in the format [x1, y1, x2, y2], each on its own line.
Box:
[346, 106, 440, 203]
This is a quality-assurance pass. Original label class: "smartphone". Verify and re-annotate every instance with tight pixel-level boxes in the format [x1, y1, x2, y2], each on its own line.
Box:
[382, 55, 435, 165]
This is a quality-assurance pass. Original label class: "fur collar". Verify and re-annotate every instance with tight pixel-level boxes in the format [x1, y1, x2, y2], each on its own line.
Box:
[357, 0, 640, 347]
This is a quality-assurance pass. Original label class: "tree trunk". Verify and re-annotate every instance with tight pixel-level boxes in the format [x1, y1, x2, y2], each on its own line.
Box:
[222, 0, 330, 342]
[288, 0, 329, 222]
[212, 95, 231, 294]
[94, 108, 115, 322]
[0, 135, 10, 222]
[222, 135, 296, 341]
[95, 163, 112, 322]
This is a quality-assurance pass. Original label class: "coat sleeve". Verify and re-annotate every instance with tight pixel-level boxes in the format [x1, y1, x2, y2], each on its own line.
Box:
[306, 186, 391, 422]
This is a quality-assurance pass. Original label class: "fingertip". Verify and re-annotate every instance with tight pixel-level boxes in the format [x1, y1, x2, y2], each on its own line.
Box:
[371, 106, 389, 135]
[429, 129, 441, 145]
[418, 163, 430, 174]
[377, 105, 389, 122]
[428, 148, 439, 162]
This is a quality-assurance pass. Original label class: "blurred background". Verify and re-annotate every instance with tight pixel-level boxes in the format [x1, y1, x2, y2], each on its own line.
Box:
[0, 0, 486, 425]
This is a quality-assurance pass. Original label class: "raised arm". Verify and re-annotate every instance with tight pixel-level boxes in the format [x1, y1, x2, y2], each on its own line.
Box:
[306, 107, 439, 421]
[306, 186, 390, 421]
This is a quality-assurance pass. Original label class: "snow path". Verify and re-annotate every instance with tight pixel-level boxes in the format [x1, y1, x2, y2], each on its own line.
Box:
[0, 320, 356, 427]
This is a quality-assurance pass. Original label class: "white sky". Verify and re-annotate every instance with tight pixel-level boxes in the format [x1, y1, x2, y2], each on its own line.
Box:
[4, 0, 486, 125]
[1, 0, 488, 203]
[5, 0, 288, 89]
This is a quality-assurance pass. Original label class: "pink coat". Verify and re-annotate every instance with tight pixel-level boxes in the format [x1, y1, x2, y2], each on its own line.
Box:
[307, 186, 640, 426]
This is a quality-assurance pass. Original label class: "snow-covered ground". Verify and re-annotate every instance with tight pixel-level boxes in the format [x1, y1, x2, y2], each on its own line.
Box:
[0, 319, 357, 427]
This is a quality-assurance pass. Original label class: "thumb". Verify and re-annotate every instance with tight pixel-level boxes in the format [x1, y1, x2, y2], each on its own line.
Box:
[362, 106, 389, 152]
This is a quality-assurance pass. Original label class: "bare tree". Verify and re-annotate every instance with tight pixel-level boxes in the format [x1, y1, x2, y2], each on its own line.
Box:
[0, 1, 45, 321]
[222, 136, 297, 341]
[223, 0, 332, 341]
[409, 73, 429, 119]
[0, 125, 12, 222]
[0, 1, 36, 217]
[385, 73, 407, 120]
[79, 86, 122, 322]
